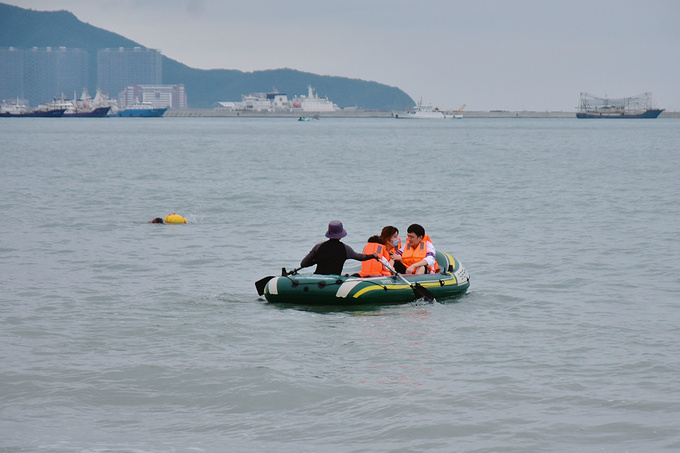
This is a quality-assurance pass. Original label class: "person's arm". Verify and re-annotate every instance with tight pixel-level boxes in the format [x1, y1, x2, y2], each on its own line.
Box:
[424, 241, 436, 268]
[300, 243, 320, 268]
[345, 244, 378, 261]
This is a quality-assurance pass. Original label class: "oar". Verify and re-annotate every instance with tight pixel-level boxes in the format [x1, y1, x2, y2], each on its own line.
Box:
[255, 267, 302, 296]
[378, 257, 435, 303]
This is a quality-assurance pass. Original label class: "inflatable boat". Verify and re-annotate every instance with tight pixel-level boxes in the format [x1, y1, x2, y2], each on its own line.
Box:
[256, 251, 470, 305]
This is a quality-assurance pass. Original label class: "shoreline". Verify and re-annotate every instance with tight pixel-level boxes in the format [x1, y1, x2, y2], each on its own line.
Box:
[164, 109, 679, 119]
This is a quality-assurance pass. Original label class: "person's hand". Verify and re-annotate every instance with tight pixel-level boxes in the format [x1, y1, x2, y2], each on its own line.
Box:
[372, 252, 381, 260]
[406, 265, 416, 274]
[392, 254, 402, 262]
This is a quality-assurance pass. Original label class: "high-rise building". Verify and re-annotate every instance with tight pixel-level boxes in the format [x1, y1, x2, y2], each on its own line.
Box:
[0, 47, 25, 101]
[25, 47, 89, 106]
[119, 84, 187, 109]
[97, 47, 162, 99]
[1, 46, 88, 106]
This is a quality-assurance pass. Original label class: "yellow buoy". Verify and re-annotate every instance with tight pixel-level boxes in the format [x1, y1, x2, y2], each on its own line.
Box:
[164, 213, 187, 224]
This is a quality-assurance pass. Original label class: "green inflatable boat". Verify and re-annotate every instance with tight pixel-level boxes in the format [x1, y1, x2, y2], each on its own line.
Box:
[256, 251, 470, 305]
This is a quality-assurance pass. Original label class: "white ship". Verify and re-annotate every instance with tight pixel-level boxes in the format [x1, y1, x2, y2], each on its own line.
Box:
[395, 99, 453, 119]
[291, 86, 338, 112]
[213, 86, 338, 113]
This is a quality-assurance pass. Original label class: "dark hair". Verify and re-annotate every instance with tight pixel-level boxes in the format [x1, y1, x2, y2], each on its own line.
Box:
[380, 226, 398, 243]
[407, 223, 425, 238]
[367, 235, 386, 244]
[149, 217, 164, 224]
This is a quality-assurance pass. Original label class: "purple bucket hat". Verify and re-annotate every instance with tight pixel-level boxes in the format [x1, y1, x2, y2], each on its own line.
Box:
[325, 220, 347, 239]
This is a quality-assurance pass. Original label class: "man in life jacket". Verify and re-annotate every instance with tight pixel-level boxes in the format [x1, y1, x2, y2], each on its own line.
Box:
[300, 220, 380, 275]
[359, 236, 391, 277]
[396, 224, 439, 274]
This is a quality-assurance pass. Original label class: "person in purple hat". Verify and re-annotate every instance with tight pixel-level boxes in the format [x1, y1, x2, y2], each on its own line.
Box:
[300, 220, 380, 275]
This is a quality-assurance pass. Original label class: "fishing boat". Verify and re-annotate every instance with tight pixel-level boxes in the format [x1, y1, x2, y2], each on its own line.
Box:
[45, 100, 110, 117]
[42, 90, 112, 117]
[0, 100, 65, 117]
[256, 251, 470, 306]
[577, 92, 664, 119]
[65, 106, 111, 117]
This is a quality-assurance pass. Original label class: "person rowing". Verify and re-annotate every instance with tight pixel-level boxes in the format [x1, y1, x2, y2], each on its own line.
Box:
[300, 220, 380, 275]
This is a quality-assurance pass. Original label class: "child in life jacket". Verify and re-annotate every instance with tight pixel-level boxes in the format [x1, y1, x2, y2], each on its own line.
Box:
[359, 236, 392, 277]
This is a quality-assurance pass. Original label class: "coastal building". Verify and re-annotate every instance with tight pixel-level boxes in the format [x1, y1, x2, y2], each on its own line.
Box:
[25, 47, 88, 106]
[2, 46, 174, 108]
[0, 47, 24, 101]
[1, 46, 88, 106]
[97, 47, 162, 100]
[118, 84, 187, 109]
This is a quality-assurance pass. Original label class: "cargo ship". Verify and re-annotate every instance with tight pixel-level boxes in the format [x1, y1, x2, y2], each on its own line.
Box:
[577, 92, 664, 119]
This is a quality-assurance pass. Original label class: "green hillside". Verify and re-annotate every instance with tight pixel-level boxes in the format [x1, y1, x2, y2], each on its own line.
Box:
[0, 3, 414, 109]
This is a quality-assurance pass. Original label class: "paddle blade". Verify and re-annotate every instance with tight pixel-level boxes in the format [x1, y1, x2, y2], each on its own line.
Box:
[255, 276, 274, 296]
[413, 283, 436, 303]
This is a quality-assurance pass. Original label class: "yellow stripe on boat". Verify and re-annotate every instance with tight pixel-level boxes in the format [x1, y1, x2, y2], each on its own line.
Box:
[352, 283, 410, 298]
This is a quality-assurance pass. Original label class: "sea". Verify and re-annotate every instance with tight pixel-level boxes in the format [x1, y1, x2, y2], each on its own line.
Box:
[1, 116, 679, 452]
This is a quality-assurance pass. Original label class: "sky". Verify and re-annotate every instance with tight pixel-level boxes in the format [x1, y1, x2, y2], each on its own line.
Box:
[6, 0, 680, 111]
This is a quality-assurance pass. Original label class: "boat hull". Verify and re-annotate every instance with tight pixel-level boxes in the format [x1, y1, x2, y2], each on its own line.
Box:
[576, 109, 664, 119]
[395, 112, 453, 119]
[64, 107, 111, 118]
[0, 108, 65, 118]
[263, 252, 470, 306]
[111, 108, 167, 117]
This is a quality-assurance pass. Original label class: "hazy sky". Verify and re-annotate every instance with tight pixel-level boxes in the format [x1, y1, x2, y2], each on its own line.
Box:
[6, 0, 680, 111]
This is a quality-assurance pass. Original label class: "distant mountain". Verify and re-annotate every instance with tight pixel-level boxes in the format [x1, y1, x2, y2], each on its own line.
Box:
[0, 3, 414, 109]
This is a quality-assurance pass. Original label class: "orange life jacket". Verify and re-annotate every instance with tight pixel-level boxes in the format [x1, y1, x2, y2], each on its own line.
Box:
[401, 235, 439, 273]
[359, 242, 391, 277]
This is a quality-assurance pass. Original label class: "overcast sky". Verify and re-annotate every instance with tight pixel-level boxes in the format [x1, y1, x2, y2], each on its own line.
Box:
[6, 0, 680, 111]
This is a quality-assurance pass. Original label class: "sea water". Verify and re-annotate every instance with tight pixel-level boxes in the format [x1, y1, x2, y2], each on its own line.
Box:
[1, 117, 679, 452]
